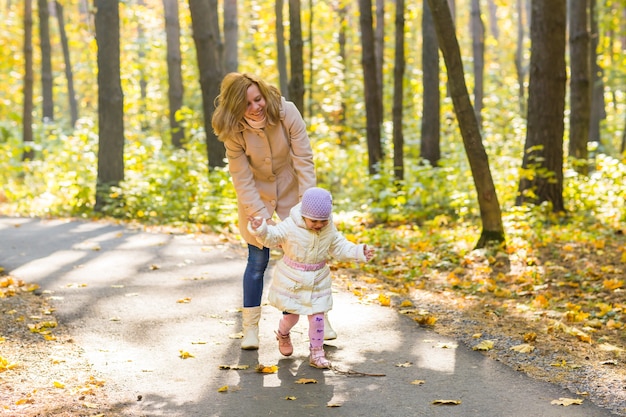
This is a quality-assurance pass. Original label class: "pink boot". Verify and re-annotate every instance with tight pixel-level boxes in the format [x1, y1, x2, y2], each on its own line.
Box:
[309, 346, 331, 369]
[275, 331, 293, 356]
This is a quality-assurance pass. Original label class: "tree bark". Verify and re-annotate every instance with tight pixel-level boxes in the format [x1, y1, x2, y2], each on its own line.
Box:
[568, 0, 591, 174]
[22, 0, 34, 161]
[94, 0, 125, 212]
[375, 0, 384, 118]
[392, 0, 405, 181]
[275, 0, 288, 98]
[426, 0, 505, 247]
[223, 0, 238, 73]
[55, 1, 78, 127]
[163, 0, 185, 148]
[288, 0, 304, 113]
[514, 0, 527, 115]
[358, 0, 383, 175]
[588, 0, 604, 147]
[421, 0, 440, 167]
[470, 0, 484, 126]
[38, 0, 54, 122]
[189, 0, 225, 169]
[516, 0, 566, 212]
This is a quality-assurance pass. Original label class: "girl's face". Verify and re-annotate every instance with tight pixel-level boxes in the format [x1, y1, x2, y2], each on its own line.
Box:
[244, 84, 266, 121]
[304, 217, 329, 232]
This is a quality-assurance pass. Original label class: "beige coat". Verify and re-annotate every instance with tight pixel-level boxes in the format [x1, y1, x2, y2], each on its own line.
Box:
[248, 203, 369, 315]
[224, 98, 316, 248]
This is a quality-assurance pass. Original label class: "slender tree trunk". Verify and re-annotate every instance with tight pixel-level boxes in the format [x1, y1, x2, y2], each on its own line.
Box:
[223, 0, 238, 73]
[307, 0, 313, 119]
[487, 0, 499, 40]
[470, 0, 484, 126]
[55, 1, 78, 127]
[163, 0, 184, 148]
[275, 0, 288, 98]
[288, 0, 304, 113]
[375, 0, 384, 118]
[588, 0, 604, 147]
[38, 0, 54, 122]
[336, 0, 348, 143]
[94, 0, 125, 212]
[426, 0, 505, 247]
[568, 0, 591, 174]
[189, 0, 225, 169]
[23, 0, 34, 161]
[514, 0, 527, 115]
[358, 0, 383, 174]
[137, 0, 148, 131]
[421, 0, 440, 167]
[392, 0, 405, 181]
[517, 0, 566, 212]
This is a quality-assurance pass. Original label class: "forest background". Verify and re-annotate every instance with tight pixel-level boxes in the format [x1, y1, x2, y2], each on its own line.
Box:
[1, 0, 626, 412]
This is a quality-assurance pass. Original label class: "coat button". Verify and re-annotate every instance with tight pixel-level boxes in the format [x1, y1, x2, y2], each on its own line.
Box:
[271, 200, 276, 206]
[265, 157, 271, 164]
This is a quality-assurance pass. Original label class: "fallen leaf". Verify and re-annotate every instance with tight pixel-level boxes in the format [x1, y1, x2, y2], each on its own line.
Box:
[219, 364, 250, 370]
[473, 340, 494, 351]
[229, 333, 244, 339]
[83, 402, 99, 409]
[551, 397, 583, 406]
[327, 403, 342, 407]
[285, 396, 297, 400]
[217, 385, 228, 392]
[295, 378, 317, 384]
[510, 343, 535, 353]
[177, 297, 192, 303]
[432, 399, 462, 405]
[411, 380, 426, 385]
[53, 381, 65, 389]
[395, 361, 413, 367]
[179, 350, 194, 359]
[256, 364, 279, 374]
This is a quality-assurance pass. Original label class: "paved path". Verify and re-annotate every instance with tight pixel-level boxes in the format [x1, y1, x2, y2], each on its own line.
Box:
[0, 217, 619, 416]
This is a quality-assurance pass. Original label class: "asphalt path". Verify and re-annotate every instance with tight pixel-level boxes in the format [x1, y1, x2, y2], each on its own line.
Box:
[0, 217, 619, 417]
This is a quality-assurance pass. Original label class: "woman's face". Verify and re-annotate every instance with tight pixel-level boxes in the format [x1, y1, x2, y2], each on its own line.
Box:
[244, 84, 266, 121]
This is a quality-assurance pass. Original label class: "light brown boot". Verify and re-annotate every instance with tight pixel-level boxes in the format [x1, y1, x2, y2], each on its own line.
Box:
[241, 307, 261, 350]
[309, 346, 331, 369]
[275, 331, 293, 356]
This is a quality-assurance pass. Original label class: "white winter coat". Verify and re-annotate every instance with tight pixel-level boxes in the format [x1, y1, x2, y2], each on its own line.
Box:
[248, 203, 369, 315]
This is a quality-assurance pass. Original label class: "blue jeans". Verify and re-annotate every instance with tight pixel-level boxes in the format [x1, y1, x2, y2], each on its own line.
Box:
[243, 244, 270, 308]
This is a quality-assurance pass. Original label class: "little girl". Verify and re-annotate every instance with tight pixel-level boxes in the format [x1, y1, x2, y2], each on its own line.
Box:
[248, 187, 375, 368]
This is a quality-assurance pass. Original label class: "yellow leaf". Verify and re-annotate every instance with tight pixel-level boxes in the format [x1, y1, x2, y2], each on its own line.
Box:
[473, 340, 494, 351]
[255, 364, 278, 374]
[295, 378, 317, 384]
[327, 403, 342, 407]
[15, 398, 34, 405]
[411, 380, 425, 385]
[603, 279, 624, 290]
[285, 396, 297, 400]
[219, 364, 249, 370]
[524, 332, 537, 342]
[551, 397, 583, 406]
[472, 333, 482, 339]
[399, 300, 413, 308]
[432, 399, 462, 405]
[177, 297, 192, 303]
[395, 361, 413, 367]
[53, 381, 65, 389]
[217, 385, 228, 392]
[378, 293, 391, 306]
[510, 343, 535, 353]
[179, 350, 195, 359]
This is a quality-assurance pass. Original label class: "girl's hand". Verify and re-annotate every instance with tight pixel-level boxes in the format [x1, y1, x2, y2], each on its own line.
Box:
[248, 216, 264, 230]
[364, 244, 375, 261]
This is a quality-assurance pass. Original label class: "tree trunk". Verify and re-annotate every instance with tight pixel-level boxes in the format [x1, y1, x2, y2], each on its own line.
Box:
[336, 1, 348, 143]
[38, 0, 54, 122]
[426, 0, 505, 248]
[223, 0, 238, 73]
[55, 1, 78, 127]
[421, 0, 440, 167]
[470, 0, 484, 126]
[137, 0, 148, 131]
[288, 0, 304, 113]
[275, 0, 288, 98]
[568, 0, 591, 174]
[307, 0, 313, 119]
[486, 0, 499, 40]
[358, 0, 383, 175]
[588, 0, 604, 147]
[516, 0, 566, 212]
[163, 0, 185, 148]
[375, 0, 384, 118]
[189, 0, 225, 169]
[392, 0, 405, 181]
[514, 0, 527, 115]
[94, 0, 125, 212]
[23, 0, 35, 161]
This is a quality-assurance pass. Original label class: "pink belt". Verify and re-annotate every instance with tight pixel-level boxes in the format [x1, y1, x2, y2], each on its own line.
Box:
[282, 256, 326, 271]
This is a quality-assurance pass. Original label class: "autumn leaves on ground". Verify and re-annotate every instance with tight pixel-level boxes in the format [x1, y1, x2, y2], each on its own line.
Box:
[1, 216, 625, 415]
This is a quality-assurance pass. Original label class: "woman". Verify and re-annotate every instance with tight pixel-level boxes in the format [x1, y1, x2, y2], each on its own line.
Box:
[212, 73, 337, 350]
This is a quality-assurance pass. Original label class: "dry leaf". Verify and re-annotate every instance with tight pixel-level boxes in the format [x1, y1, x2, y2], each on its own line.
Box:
[53, 381, 65, 389]
[177, 297, 192, 303]
[327, 403, 342, 407]
[217, 385, 228, 392]
[179, 350, 194, 359]
[473, 340, 494, 351]
[256, 364, 279, 374]
[551, 398, 583, 406]
[411, 380, 425, 385]
[219, 364, 249, 370]
[285, 396, 297, 400]
[510, 343, 535, 353]
[432, 399, 462, 405]
[395, 361, 413, 367]
[295, 378, 317, 384]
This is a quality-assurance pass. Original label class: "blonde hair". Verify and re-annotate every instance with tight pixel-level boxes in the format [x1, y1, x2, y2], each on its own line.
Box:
[212, 73, 283, 141]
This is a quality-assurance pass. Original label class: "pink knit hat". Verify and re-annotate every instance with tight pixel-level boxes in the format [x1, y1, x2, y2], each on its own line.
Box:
[301, 187, 333, 220]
